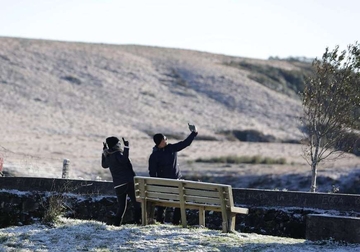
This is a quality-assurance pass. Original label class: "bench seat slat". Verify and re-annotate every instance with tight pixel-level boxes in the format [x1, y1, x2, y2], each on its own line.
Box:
[182, 182, 230, 191]
[142, 190, 225, 205]
[145, 191, 180, 201]
[183, 189, 220, 198]
[137, 199, 180, 209]
[145, 186, 223, 199]
[137, 195, 227, 209]
[136, 188, 222, 200]
[139, 198, 223, 212]
[146, 185, 219, 198]
[184, 195, 222, 205]
[146, 185, 179, 194]
[137, 194, 223, 206]
[137, 178, 181, 187]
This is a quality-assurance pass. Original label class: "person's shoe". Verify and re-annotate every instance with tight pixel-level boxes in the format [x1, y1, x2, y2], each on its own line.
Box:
[148, 218, 155, 224]
[111, 221, 120, 227]
[156, 218, 165, 224]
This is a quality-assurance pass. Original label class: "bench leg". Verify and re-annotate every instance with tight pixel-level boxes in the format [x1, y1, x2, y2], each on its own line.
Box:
[221, 210, 229, 233]
[147, 202, 155, 225]
[141, 200, 147, 226]
[228, 213, 236, 232]
[199, 207, 205, 227]
[141, 201, 155, 226]
[180, 206, 187, 228]
[221, 221, 228, 232]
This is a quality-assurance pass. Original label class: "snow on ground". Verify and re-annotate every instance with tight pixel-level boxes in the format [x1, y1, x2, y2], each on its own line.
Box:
[0, 217, 359, 252]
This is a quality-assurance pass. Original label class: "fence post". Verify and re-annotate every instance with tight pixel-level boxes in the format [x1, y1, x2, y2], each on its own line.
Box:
[0, 156, 3, 177]
[62, 159, 70, 179]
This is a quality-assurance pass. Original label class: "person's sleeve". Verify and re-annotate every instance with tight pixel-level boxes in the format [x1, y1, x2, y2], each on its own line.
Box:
[171, 131, 198, 152]
[128, 159, 136, 177]
[148, 154, 157, 177]
[101, 153, 109, 168]
[123, 146, 129, 159]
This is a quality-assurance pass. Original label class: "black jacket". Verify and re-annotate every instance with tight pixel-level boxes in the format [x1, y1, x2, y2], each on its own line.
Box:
[102, 146, 135, 188]
[148, 131, 198, 179]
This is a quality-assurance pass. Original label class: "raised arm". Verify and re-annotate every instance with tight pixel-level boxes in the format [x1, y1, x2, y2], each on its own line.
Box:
[101, 153, 109, 168]
[101, 142, 109, 168]
[172, 124, 198, 151]
[171, 131, 198, 152]
[122, 137, 129, 158]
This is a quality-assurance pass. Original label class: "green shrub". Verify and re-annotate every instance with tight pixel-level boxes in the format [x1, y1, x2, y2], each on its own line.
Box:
[40, 180, 74, 226]
[41, 194, 65, 225]
[224, 60, 313, 99]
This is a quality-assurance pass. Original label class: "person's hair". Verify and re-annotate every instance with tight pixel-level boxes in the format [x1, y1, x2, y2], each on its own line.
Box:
[106, 136, 119, 149]
[153, 133, 165, 146]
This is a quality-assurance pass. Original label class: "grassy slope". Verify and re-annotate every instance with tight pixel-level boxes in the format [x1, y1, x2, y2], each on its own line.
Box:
[0, 37, 359, 193]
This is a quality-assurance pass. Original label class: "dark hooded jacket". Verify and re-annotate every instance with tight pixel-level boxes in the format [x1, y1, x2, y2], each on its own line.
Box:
[148, 131, 197, 179]
[102, 144, 135, 187]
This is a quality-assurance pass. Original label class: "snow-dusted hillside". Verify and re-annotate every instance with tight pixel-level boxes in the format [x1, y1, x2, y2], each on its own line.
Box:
[0, 37, 358, 192]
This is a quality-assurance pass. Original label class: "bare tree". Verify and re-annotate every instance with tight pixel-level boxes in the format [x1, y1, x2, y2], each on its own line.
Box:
[302, 42, 360, 192]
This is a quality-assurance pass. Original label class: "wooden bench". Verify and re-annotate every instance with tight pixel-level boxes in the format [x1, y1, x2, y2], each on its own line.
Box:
[134, 176, 249, 232]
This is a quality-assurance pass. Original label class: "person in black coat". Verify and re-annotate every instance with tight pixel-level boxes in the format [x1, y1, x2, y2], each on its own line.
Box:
[148, 123, 198, 224]
[102, 136, 141, 226]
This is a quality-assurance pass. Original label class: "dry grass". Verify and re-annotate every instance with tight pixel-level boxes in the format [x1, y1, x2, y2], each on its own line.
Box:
[0, 37, 359, 192]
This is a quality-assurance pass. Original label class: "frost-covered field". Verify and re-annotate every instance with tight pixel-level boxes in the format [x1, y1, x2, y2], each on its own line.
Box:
[0, 36, 305, 181]
[0, 217, 359, 252]
[1, 37, 359, 193]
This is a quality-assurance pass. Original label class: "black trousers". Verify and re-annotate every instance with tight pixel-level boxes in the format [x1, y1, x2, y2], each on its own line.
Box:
[114, 181, 141, 226]
[156, 206, 181, 225]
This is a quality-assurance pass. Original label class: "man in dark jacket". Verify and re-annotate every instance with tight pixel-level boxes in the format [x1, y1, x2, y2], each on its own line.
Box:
[148, 123, 198, 224]
[102, 136, 141, 226]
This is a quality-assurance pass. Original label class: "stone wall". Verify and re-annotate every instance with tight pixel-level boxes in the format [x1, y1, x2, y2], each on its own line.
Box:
[1, 177, 360, 240]
[233, 188, 360, 211]
[232, 188, 360, 238]
[306, 214, 360, 244]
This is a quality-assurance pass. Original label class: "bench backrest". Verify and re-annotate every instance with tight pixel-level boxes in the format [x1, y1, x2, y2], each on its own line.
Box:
[134, 176, 235, 211]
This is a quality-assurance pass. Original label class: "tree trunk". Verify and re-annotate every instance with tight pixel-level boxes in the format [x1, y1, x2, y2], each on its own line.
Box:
[310, 138, 320, 192]
[310, 161, 317, 192]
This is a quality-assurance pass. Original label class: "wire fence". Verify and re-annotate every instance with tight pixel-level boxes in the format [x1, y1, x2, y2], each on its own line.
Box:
[0, 144, 106, 180]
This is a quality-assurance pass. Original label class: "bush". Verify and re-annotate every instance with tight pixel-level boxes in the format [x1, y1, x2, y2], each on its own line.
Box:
[224, 60, 312, 99]
[218, 129, 277, 143]
[41, 194, 65, 225]
[41, 179, 74, 226]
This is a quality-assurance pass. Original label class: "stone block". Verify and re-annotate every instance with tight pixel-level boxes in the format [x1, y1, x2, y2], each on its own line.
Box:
[306, 214, 360, 243]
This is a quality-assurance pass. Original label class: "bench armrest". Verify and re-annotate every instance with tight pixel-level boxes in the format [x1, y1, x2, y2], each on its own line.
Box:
[230, 206, 249, 215]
